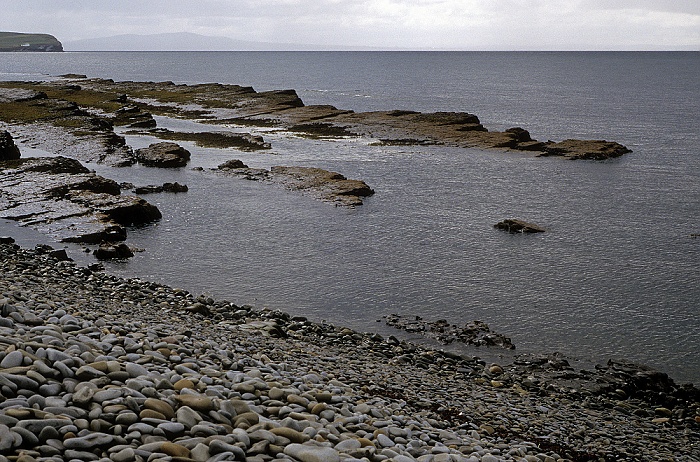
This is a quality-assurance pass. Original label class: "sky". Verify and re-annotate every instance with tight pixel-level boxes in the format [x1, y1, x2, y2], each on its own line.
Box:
[3, 0, 699, 50]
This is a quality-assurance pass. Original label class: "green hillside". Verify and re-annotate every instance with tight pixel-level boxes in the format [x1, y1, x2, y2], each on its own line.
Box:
[0, 31, 63, 51]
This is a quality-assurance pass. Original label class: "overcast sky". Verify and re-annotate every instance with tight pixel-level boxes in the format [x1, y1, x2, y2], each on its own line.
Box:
[4, 0, 699, 50]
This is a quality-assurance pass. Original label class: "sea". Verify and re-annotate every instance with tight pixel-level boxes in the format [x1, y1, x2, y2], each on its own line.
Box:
[1, 51, 699, 384]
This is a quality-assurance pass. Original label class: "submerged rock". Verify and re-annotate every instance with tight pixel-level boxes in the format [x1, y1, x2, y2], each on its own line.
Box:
[494, 219, 546, 233]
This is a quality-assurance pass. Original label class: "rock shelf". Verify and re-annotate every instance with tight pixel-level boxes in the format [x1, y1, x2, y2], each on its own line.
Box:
[0, 242, 698, 462]
[218, 161, 375, 207]
[0, 156, 161, 244]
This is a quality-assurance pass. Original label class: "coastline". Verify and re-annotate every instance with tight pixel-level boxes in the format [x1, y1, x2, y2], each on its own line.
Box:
[1, 240, 698, 461]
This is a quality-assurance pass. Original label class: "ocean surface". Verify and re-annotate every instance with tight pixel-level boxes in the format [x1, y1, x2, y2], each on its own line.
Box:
[1, 51, 699, 383]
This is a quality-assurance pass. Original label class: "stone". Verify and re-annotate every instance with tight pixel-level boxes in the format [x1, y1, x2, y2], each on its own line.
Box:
[0, 130, 21, 160]
[134, 142, 191, 168]
[93, 243, 134, 260]
[0, 350, 24, 368]
[144, 398, 176, 419]
[270, 426, 309, 444]
[175, 394, 214, 412]
[284, 443, 340, 462]
[63, 432, 114, 449]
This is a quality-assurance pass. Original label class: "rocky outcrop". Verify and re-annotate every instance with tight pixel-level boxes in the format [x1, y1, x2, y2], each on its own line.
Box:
[0, 86, 134, 166]
[541, 139, 633, 160]
[0, 156, 161, 245]
[494, 219, 546, 234]
[149, 129, 271, 151]
[1, 79, 632, 162]
[134, 142, 191, 168]
[0, 130, 21, 160]
[218, 160, 375, 206]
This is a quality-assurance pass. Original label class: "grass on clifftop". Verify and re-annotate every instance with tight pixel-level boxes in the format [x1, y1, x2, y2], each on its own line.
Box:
[0, 32, 62, 50]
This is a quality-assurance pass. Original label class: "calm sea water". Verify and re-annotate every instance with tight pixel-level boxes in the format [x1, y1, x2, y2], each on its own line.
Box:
[1, 52, 699, 383]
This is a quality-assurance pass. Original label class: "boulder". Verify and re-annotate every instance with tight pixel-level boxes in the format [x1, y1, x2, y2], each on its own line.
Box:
[0, 131, 21, 160]
[218, 159, 249, 170]
[93, 243, 134, 260]
[494, 219, 546, 234]
[134, 142, 190, 168]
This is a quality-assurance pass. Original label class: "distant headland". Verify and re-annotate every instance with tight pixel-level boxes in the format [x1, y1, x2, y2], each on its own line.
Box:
[0, 31, 63, 52]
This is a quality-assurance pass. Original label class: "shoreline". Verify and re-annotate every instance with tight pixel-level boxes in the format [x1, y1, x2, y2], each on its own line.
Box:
[1, 240, 698, 461]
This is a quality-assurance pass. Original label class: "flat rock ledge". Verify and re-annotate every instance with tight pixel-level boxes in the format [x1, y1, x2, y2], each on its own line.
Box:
[0, 242, 698, 462]
[218, 160, 375, 207]
[0, 156, 161, 245]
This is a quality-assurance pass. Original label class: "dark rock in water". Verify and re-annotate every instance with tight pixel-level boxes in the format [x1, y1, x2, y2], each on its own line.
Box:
[541, 139, 632, 160]
[270, 166, 375, 206]
[0, 236, 15, 244]
[150, 129, 271, 150]
[218, 159, 249, 169]
[134, 182, 188, 194]
[0, 131, 21, 160]
[48, 249, 71, 261]
[384, 314, 515, 349]
[134, 142, 191, 168]
[218, 163, 374, 206]
[494, 219, 546, 234]
[93, 243, 134, 260]
[506, 127, 532, 142]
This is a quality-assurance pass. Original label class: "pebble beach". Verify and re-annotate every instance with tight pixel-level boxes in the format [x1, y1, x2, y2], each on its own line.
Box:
[0, 240, 698, 462]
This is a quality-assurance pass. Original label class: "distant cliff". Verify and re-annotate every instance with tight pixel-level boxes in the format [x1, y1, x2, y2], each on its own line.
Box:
[0, 31, 63, 52]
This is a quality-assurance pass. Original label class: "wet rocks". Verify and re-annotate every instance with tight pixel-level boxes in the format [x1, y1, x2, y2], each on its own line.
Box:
[494, 219, 546, 234]
[218, 161, 375, 206]
[134, 142, 191, 168]
[121, 182, 189, 194]
[384, 314, 516, 349]
[0, 130, 21, 160]
[93, 242, 134, 260]
[541, 139, 632, 160]
[2, 78, 632, 162]
[0, 242, 698, 462]
[150, 128, 272, 151]
[113, 105, 157, 128]
[0, 156, 160, 245]
[270, 166, 375, 206]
